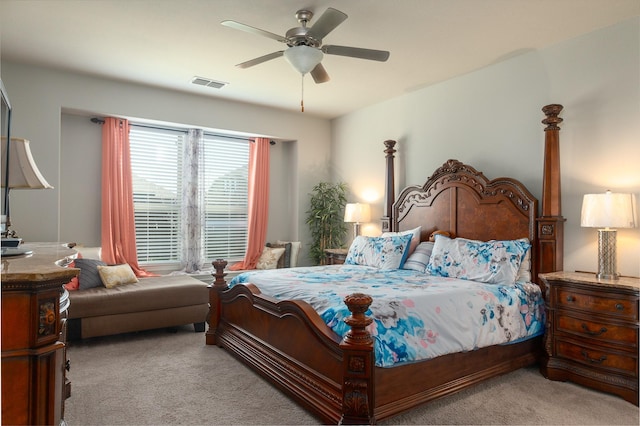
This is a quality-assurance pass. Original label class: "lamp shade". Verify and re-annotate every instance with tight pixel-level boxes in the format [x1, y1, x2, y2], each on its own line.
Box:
[283, 45, 323, 75]
[1, 137, 53, 189]
[344, 203, 371, 224]
[581, 192, 636, 229]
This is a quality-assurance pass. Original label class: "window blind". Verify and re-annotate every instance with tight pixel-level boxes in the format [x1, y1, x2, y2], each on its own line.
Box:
[129, 125, 249, 265]
[201, 133, 249, 262]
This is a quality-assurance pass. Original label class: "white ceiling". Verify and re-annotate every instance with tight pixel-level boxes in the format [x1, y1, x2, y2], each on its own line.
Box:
[1, 0, 638, 119]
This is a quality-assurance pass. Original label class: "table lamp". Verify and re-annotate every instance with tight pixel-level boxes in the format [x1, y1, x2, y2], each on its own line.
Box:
[344, 203, 371, 239]
[581, 191, 637, 279]
[2, 137, 54, 241]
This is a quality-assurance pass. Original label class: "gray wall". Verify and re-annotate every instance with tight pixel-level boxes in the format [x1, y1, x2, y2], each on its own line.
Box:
[332, 17, 640, 277]
[1, 63, 331, 266]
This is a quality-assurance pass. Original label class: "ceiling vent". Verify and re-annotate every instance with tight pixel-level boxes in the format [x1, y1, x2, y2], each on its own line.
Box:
[191, 76, 228, 89]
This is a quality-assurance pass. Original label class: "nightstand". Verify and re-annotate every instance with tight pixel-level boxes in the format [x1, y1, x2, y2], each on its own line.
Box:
[539, 271, 639, 406]
[324, 248, 348, 265]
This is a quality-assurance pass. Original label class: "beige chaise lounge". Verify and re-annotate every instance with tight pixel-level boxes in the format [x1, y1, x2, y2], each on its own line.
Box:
[67, 274, 209, 339]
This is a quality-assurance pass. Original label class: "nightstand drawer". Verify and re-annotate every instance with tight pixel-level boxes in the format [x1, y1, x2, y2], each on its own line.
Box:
[556, 340, 638, 376]
[557, 288, 638, 320]
[557, 315, 638, 348]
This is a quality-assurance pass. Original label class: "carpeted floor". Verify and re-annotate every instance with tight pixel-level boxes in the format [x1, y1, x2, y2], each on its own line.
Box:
[64, 326, 639, 425]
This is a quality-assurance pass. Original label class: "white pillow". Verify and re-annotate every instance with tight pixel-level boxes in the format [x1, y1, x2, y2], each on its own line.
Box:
[75, 246, 102, 261]
[382, 226, 421, 255]
[256, 247, 286, 270]
[277, 240, 301, 267]
[402, 241, 435, 273]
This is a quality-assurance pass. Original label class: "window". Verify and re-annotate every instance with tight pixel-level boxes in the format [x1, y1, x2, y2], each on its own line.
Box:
[129, 125, 249, 265]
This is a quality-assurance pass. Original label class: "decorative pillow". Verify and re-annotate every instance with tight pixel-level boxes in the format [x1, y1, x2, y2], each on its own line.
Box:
[344, 234, 413, 269]
[97, 264, 139, 289]
[382, 226, 421, 256]
[426, 236, 530, 285]
[267, 242, 292, 268]
[402, 241, 435, 273]
[256, 247, 286, 270]
[74, 258, 107, 290]
[277, 240, 301, 267]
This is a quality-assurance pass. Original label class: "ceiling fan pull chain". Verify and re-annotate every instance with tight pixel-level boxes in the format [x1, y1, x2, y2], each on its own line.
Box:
[301, 74, 305, 112]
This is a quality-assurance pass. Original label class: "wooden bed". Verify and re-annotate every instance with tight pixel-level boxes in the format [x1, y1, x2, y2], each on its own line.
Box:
[206, 104, 566, 424]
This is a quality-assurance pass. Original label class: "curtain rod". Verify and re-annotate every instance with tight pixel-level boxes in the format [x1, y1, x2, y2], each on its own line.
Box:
[90, 117, 273, 144]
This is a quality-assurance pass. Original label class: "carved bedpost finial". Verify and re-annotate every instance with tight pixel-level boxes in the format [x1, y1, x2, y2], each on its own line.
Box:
[542, 104, 563, 131]
[212, 259, 228, 288]
[342, 293, 374, 346]
[383, 139, 396, 154]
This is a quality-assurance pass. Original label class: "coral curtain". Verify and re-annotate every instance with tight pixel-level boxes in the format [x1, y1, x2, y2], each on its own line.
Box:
[230, 137, 271, 270]
[101, 117, 155, 277]
[180, 129, 204, 273]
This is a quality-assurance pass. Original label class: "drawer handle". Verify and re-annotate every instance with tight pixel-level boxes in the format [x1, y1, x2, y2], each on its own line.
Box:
[581, 324, 607, 336]
[581, 350, 607, 364]
[615, 303, 624, 311]
[566, 295, 576, 303]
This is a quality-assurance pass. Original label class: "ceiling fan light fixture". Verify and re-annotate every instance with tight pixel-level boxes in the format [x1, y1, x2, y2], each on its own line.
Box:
[284, 45, 323, 75]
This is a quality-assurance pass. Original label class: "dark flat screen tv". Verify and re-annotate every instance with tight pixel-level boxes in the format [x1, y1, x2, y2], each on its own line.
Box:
[1, 79, 12, 235]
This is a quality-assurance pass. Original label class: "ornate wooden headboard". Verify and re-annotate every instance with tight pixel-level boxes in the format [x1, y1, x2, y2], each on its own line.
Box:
[380, 104, 565, 285]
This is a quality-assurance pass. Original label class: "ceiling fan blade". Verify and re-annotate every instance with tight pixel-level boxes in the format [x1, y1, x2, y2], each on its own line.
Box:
[308, 8, 348, 40]
[236, 51, 284, 69]
[322, 45, 390, 62]
[221, 20, 287, 43]
[310, 63, 330, 84]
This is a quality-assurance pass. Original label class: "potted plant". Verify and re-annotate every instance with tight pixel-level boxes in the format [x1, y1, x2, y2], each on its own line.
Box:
[306, 181, 348, 265]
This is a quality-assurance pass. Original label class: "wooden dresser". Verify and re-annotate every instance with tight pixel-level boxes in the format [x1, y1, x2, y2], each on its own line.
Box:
[539, 271, 639, 406]
[1, 243, 78, 425]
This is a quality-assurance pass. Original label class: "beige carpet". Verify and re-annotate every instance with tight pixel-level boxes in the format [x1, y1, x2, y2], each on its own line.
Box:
[64, 326, 639, 425]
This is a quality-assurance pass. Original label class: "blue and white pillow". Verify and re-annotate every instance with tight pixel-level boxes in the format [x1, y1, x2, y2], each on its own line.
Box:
[345, 234, 413, 269]
[426, 235, 530, 285]
[402, 241, 435, 273]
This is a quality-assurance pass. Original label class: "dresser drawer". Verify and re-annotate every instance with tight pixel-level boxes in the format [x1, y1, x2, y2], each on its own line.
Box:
[557, 288, 638, 321]
[556, 340, 638, 376]
[557, 315, 638, 348]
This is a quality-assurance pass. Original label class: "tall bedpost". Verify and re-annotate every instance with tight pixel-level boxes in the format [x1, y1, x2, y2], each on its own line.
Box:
[340, 293, 375, 425]
[537, 104, 565, 281]
[381, 140, 397, 233]
[206, 259, 228, 345]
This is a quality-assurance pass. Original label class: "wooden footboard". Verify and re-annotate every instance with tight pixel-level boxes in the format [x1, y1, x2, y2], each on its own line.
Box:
[207, 260, 371, 424]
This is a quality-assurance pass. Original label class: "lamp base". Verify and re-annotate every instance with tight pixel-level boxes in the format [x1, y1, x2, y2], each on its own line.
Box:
[596, 229, 619, 280]
[596, 272, 620, 280]
[353, 223, 361, 240]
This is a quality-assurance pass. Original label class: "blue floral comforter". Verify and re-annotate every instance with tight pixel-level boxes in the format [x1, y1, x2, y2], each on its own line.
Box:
[229, 265, 544, 367]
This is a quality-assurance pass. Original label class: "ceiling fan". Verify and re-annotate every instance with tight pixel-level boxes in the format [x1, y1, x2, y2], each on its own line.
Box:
[221, 7, 390, 85]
